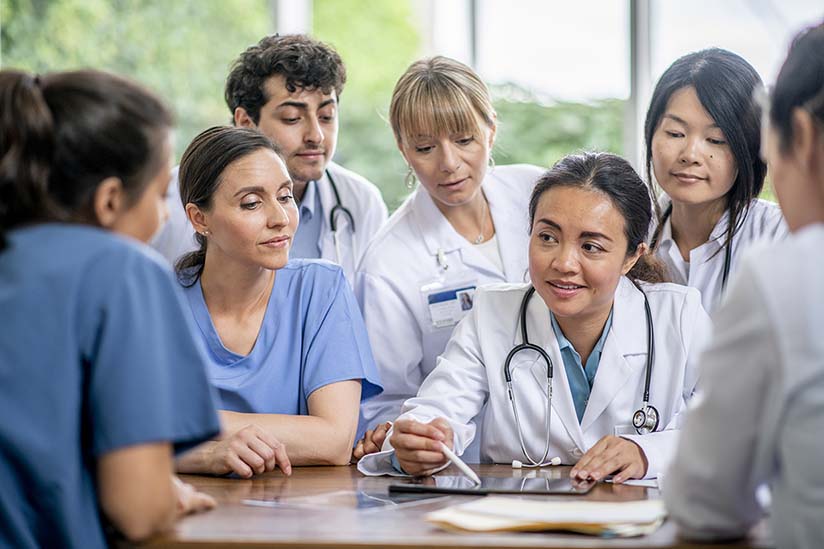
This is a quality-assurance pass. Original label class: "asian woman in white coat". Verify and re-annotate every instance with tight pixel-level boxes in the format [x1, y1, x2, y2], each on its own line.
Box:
[353, 57, 543, 459]
[358, 152, 712, 483]
[645, 49, 787, 313]
[665, 22, 824, 548]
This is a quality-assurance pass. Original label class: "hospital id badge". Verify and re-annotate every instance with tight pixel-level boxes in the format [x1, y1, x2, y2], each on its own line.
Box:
[420, 274, 478, 329]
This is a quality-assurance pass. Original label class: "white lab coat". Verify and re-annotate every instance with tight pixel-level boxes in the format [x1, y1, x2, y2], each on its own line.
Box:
[654, 197, 787, 313]
[665, 223, 824, 548]
[358, 277, 712, 479]
[149, 161, 388, 284]
[355, 164, 544, 443]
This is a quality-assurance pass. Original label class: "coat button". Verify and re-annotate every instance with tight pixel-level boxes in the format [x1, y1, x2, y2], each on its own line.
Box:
[571, 448, 583, 458]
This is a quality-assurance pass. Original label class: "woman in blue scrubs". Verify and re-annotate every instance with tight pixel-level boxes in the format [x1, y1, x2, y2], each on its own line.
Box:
[0, 70, 220, 547]
[173, 126, 382, 477]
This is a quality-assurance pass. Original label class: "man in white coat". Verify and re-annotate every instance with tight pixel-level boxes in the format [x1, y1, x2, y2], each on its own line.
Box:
[151, 34, 387, 282]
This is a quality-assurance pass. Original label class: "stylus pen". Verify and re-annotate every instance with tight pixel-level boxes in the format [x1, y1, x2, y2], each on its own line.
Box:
[439, 442, 481, 485]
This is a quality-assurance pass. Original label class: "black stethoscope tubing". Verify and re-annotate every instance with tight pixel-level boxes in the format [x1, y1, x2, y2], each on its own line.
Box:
[326, 169, 356, 233]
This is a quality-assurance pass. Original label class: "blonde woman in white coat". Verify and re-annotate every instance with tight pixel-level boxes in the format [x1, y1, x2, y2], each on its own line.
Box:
[353, 57, 542, 460]
[358, 152, 712, 483]
[645, 48, 787, 313]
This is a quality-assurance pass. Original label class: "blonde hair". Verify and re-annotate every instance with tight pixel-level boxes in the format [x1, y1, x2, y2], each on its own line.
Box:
[389, 56, 495, 147]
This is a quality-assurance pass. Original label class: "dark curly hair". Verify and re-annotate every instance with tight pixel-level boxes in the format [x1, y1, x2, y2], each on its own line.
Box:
[224, 34, 346, 124]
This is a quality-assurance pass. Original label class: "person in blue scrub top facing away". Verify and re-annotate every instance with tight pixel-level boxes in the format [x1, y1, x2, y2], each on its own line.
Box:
[0, 69, 220, 548]
[172, 126, 382, 478]
[353, 57, 543, 461]
[646, 48, 787, 313]
[665, 22, 824, 548]
[357, 152, 711, 483]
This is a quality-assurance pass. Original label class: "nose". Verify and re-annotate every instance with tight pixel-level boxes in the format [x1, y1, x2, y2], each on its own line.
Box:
[303, 115, 324, 146]
[551, 243, 579, 274]
[439, 142, 461, 173]
[678, 135, 703, 165]
[266, 199, 293, 229]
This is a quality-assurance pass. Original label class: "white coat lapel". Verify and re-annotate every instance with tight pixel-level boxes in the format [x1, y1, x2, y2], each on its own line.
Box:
[580, 277, 648, 431]
[520, 289, 587, 451]
[486, 171, 530, 283]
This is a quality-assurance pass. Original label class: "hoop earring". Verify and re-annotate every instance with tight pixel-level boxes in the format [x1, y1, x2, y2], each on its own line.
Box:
[404, 165, 417, 190]
[488, 155, 496, 171]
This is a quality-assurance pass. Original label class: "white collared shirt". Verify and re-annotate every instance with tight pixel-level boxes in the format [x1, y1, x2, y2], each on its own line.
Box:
[654, 197, 788, 314]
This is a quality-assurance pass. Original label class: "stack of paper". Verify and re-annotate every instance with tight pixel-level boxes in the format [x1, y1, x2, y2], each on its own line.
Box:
[426, 497, 666, 537]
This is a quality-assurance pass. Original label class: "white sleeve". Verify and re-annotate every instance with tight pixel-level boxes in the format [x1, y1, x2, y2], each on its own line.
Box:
[355, 271, 424, 430]
[663, 266, 774, 540]
[357, 298, 491, 476]
[622, 288, 712, 479]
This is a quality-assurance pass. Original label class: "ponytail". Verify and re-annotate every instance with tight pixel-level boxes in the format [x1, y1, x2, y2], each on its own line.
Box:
[628, 252, 669, 284]
[0, 71, 60, 250]
[0, 68, 173, 251]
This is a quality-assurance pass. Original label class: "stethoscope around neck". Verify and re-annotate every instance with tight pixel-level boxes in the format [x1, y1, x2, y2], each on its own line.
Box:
[325, 169, 356, 264]
[504, 282, 659, 469]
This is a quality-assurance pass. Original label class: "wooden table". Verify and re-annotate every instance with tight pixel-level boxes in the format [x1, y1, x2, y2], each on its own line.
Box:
[144, 465, 771, 548]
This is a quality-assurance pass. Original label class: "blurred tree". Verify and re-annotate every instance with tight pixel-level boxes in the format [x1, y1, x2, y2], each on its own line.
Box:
[1, 0, 634, 211]
[313, 0, 421, 210]
[1, 0, 272, 160]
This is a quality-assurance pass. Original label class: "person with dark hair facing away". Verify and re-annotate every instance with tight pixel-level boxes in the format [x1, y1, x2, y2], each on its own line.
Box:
[358, 152, 711, 484]
[665, 22, 824, 548]
[152, 34, 387, 284]
[0, 69, 220, 547]
[173, 126, 382, 476]
[646, 48, 787, 313]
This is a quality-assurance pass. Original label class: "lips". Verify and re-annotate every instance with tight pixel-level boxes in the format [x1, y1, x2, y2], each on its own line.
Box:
[440, 177, 468, 188]
[260, 235, 291, 248]
[547, 280, 586, 299]
[296, 150, 325, 158]
[671, 171, 707, 183]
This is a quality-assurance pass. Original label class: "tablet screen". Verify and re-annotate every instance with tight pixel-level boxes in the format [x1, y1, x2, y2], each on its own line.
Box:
[389, 475, 595, 496]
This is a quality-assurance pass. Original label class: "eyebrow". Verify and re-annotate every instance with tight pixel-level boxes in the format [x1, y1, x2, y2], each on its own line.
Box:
[233, 186, 266, 197]
[663, 113, 719, 129]
[276, 98, 337, 110]
[535, 218, 613, 242]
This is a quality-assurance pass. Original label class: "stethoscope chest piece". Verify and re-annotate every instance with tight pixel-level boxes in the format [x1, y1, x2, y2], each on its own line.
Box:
[632, 404, 659, 435]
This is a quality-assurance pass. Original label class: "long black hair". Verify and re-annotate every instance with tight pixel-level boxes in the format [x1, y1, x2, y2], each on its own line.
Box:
[175, 125, 283, 286]
[0, 69, 172, 250]
[529, 151, 667, 284]
[645, 48, 765, 253]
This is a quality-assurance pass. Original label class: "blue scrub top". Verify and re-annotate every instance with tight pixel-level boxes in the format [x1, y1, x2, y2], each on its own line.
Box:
[290, 180, 324, 259]
[0, 224, 220, 549]
[183, 259, 382, 415]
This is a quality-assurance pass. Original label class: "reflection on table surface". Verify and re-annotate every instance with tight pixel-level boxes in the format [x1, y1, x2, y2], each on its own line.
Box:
[141, 464, 771, 548]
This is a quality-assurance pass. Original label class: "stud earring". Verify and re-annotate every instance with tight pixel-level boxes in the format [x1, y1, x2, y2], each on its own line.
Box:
[404, 165, 417, 190]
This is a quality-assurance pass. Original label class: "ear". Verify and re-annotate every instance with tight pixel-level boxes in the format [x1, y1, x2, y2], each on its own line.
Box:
[791, 107, 820, 173]
[487, 114, 498, 149]
[396, 140, 411, 166]
[185, 202, 209, 236]
[621, 242, 646, 276]
[93, 177, 126, 229]
[234, 107, 257, 129]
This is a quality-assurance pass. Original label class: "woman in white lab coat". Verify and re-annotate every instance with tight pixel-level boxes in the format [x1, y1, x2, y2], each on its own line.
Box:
[353, 57, 543, 458]
[358, 152, 712, 482]
[665, 22, 824, 547]
[645, 48, 787, 313]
